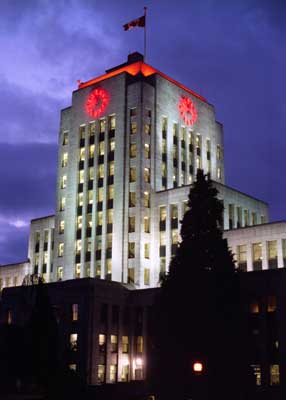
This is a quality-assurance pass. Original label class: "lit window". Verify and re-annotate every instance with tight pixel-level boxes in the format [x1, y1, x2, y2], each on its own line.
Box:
[171, 230, 178, 245]
[62, 152, 68, 167]
[96, 261, 101, 277]
[110, 365, 117, 383]
[89, 144, 95, 159]
[98, 164, 104, 178]
[252, 243, 262, 268]
[270, 364, 280, 386]
[58, 243, 64, 257]
[130, 122, 137, 135]
[122, 336, 129, 353]
[129, 216, 135, 233]
[79, 148, 85, 161]
[109, 115, 116, 130]
[88, 190, 93, 204]
[78, 192, 83, 206]
[60, 197, 66, 211]
[70, 333, 78, 351]
[267, 296, 276, 312]
[107, 233, 112, 249]
[128, 242, 135, 258]
[130, 167, 136, 182]
[160, 206, 166, 222]
[196, 157, 201, 169]
[108, 185, 114, 200]
[136, 336, 143, 353]
[250, 300, 259, 313]
[130, 143, 136, 158]
[89, 121, 95, 137]
[251, 365, 261, 386]
[57, 266, 63, 281]
[162, 137, 167, 154]
[97, 211, 103, 226]
[99, 334, 106, 352]
[237, 245, 247, 271]
[267, 241, 277, 261]
[145, 123, 151, 135]
[75, 263, 81, 278]
[144, 268, 150, 285]
[129, 192, 136, 207]
[217, 167, 221, 180]
[217, 145, 222, 160]
[144, 216, 150, 233]
[98, 364, 105, 384]
[144, 143, 150, 159]
[144, 168, 150, 183]
[77, 216, 83, 229]
[75, 240, 82, 254]
[7, 310, 12, 325]
[79, 170, 84, 184]
[99, 119, 106, 133]
[109, 161, 114, 176]
[97, 187, 104, 202]
[143, 191, 150, 208]
[63, 131, 69, 145]
[69, 364, 77, 371]
[109, 138, 115, 152]
[106, 259, 112, 278]
[111, 335, 118, 353]
[72, 304, 78, 321]
[144, 243, 150, 259]
[128, 267, 134, 284]
[79, 125, 85, 139]
[99, 141, 105, 156]
[60, 175, 67, 189]
[59, 220, 65, 234]
[160, 232, 166, 246]
[107, 209, 113, 224]
[89, 167, 94, 181]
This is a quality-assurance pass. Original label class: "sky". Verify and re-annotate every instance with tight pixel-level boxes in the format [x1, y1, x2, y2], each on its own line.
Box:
[0, 0, 285, 265]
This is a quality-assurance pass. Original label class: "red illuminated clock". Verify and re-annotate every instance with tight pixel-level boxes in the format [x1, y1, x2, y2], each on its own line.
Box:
[178, 96, 198, 126]
[85, 88, 109, 118]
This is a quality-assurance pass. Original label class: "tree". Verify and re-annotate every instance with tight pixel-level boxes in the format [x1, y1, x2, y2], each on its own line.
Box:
[150, 170, 248, 400]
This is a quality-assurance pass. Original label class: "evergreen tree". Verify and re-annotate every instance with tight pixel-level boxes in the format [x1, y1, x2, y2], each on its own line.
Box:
[151, 170, 248, 400]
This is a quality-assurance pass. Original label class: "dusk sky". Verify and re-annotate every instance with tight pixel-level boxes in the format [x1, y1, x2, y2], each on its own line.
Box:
[0, 0, 285, 265]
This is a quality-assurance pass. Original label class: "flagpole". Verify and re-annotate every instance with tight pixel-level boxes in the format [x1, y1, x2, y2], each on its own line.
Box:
[144, 7, 147, 62]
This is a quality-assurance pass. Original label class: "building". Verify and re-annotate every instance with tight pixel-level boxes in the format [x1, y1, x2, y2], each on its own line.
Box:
[0, 51, 275, 289]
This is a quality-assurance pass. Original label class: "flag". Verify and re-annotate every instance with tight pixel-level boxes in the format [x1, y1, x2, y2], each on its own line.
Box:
[123, 15, 145, 31]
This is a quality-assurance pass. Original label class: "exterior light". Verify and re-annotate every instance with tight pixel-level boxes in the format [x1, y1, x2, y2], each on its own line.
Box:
[136, 357, 143, 367]
[193, 362, 203, 373]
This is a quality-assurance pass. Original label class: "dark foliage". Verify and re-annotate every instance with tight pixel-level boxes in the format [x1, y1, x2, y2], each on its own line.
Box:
[150, 170, 249, 400]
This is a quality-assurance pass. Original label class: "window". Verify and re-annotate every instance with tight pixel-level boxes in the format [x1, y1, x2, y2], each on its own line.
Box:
[75, 263, 81, 278]
[58, 243, 64, 257]
[109, 115, 116, 130]
[267, 241, 277, 268]
[96, 261, 101, 277]
[143, 191, 150, 208]
[7, 309, 12, 325]
[196, 157, 201, 169]
[237, 245, 247, 271]
[130, 167, 136, 182]
[89, 121, 95, 137]
[72, 304, 78, 321]
[145, 123, 151, 135]
[283, 239, 286, 267]
[129, 192, 136, 207]
[79, 125, 85, 139]
[249, 300, 259, 313]
[98, 164, 104, 179]
[78, 192, 83, 207]
[89, 144, 95, 158]
[98, 364, 105, 383]
[162, 137, 167, 154]
[69, 364, 77, 371]
[99, 119, 106, 133]
[122, 336, 129, 353]
[162, 117, 167, 133]
[109, 138, 115, 152]
[79, 148, 85, 161]
[61, 175, 67, 189]
[251, 365, 261, 386]
[63, 131, 69, 145]
[130, 108, 137, 117]
[109, 161, 114, 176]
[106, 259, 112, 279]
[79, 170, 84, 184]
[128, 242, 135, 258]
[70, 333, 78, 351]
[171, 230, 178, 245]
[62, 152, 68, 167]
[99, 334, 106, 352]
[99, 141, 105, 156]
[77, 216, 83, 229]
[59, 220, 65, 234]
[160, 232, 166, 246]
[110, 365, 117, 383]
[106, 233, 112, 249]
[60, 197, 66, 211]
[144, 167, 150, 183]
[144, 268, 150, 285]
[217, 145, 222, 160]
[89, 167, 94, 181]
[129, 216, 135, 233]
[270, 365, 280, 386]
[252, 212, 257, 225]
[252, 243, 262, 270]
[144, 216, 150, 233]
[244, 209, 249, 226]
[130, 122, 137, 135]
[128, 267, 134, 284]
[75, 240, 82, 254]
[130, 143, 136, 158]
[107, 209, 113, 224]
[97, 211, 103, 226]
[108, 185, 114, 200]
[144, 243, 150, 259]
[160, 206, 166, 223]
[57, 266, 63, 281]
[97, 187, 104, 202]
[144, 143, 150, 159]
[111, 335, 118, 353]
[136, 336, 143, 353]
[267, 296, 276, 312]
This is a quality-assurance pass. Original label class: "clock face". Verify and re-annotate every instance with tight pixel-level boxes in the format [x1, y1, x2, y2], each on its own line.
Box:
[85, 88, 109, 118]
[178, 96, 198, 126]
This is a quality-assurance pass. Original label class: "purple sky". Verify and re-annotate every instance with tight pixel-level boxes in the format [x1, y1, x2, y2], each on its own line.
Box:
[1, 0, 285, 265]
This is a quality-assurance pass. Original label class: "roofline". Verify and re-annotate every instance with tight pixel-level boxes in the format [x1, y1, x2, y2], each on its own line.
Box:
[0, 260, 29, 268]
[77, 61, 208, 103]
[30, 214, 55, 223]
[224, 220, 286, 233]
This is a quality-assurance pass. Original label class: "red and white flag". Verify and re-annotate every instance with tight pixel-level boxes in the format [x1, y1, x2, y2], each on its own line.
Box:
[123, 15, 145, 31]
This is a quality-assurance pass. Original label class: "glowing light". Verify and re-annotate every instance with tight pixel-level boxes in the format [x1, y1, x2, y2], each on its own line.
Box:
[193, 362, 203, 372]
[179, 96, 198, 126]
[85, 88, 109, 118]
[136, 357, 143, 367]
